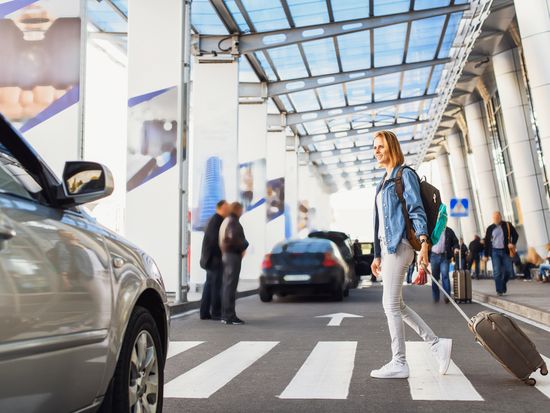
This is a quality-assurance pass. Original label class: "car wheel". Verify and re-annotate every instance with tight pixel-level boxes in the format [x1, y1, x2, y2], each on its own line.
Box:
[333, 283, 344, 301]
[259, 286, 273, 302]
[343, 286, 350, 297]
[104, 306, 164, 413]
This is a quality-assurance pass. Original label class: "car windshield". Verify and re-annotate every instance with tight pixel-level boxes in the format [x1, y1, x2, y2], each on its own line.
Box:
[272, 240, 331, 254]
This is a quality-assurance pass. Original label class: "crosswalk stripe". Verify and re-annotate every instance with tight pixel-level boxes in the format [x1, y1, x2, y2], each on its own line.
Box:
[164, 341, 279, 398]
[406, 342, 484, 401]
[279, 341, 357, 400]
[533, 355, 550, 399]
[167, 341, 204, 359]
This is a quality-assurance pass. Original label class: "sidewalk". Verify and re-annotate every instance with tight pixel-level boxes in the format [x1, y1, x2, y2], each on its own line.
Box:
[169, 278, 259, 316]
[472, 278, 550, 326]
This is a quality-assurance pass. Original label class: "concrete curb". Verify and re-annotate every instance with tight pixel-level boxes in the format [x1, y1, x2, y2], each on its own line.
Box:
[472, 291, 550, 327]
[169, 288, 259, 317]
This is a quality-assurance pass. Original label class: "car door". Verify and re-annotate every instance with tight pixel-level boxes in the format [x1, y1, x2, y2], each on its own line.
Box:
[0, 150, 113, 413]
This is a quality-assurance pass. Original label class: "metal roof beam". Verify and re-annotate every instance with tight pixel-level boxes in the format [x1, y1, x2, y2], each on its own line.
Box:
[287, 94, 436, 126]
[268, 58, 451, 96]
[309, 138, 419, 160]
[300, 119, 427, 146]
[104, 0, 127, 22]
[198, 4, 470, 54]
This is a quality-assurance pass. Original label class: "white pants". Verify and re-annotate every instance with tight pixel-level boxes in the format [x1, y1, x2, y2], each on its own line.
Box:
[381, 241, 438, 364]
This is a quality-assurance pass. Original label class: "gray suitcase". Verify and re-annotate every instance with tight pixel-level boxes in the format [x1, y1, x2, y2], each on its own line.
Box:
[453, 269, 472, 303]
[427, 265, 548, 385]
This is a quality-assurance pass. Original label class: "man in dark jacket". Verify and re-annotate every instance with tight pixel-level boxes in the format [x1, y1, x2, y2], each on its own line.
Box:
[199, 200, 229, 320]
[484, 211, 519, 295]
[468, 235, 483, 279]
[219, 202, 249, 325]
[429, 226, 459, 303]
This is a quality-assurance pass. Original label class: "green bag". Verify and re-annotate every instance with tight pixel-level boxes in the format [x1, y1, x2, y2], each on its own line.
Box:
[430, 203, 448, 245]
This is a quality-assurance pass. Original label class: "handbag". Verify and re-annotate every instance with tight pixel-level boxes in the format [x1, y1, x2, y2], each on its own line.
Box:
[507, 222, 517, 258]
[413, 264, 428, 285]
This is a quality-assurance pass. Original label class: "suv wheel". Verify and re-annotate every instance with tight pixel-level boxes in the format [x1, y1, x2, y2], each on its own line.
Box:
[102, 306, 164, 413]
[259, 286, 273, 302]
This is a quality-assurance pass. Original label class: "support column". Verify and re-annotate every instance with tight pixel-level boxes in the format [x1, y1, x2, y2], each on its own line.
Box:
[447, 130, 479, 242]
[464, 101, 500, 229]
[126, 0, 185, 298]
[514, 1, 550, 185]
[266, 128, 287, 251]
[188, 56, 239, 289]
[238, 101, 267, 280]
[436, 148, 459, 232]
[493, 48, 550, 254]
[285, 135, 299, 239]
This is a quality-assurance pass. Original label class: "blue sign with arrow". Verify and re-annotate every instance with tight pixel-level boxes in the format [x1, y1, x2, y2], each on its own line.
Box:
[450, 198, 469, 218]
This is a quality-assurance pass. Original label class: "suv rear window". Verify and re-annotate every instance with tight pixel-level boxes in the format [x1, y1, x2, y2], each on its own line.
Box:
[272, 240, 331, 254]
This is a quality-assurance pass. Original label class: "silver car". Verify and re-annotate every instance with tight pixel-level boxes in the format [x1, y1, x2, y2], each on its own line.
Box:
[0, 114, 169, 413]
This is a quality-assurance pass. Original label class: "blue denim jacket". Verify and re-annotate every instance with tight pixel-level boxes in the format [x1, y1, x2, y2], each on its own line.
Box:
[373, 165, 428, 258]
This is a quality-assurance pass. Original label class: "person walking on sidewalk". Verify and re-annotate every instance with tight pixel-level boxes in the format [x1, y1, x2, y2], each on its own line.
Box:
[199, 200, 229, 320]
[429, 226, 459, 304]
[468, 235, 483, 279]
[370, 130, 452, 380]
[219, 202, 249, 325]
[484, 211, 519, 296]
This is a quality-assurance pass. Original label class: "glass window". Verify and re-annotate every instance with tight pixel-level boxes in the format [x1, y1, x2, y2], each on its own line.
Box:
[317, 85, 346, 109]
[287, 0, 329, 26]
[374, 0, 410, 16]
[346, 79, 372, 105]
[268, 45, 308, 80]
[240, 0, 290, 32]
[302, 38, 339, 76]
[254, 52, 278, 81]
[337, 31, 371, 71]
[0, 152, 44, 202]
[374, 24, 407, 67]
[289, 90, 320, 112]
[88, 0, 127, 32]
[407, 16, 446, 63]
[239, 57, 259, 82]
[414, 0, 450, 10]
[190, 0, 229, 34]
[374, 72, 401, 101]
[438, 12, 463, 58]
[401, 67, 432, 98]
[331, 0, 370, 20]
[303, 120, 329, 135]
[225, 1, 251, 32]
[428, 64, 444, 94]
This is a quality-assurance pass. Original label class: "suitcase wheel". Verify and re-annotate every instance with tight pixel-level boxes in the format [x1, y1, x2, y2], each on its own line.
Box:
[541, 364, 548, 376]
[525, 378, 536, 386]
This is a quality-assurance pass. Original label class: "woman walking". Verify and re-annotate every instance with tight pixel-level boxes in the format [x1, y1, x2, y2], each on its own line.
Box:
[370, 130, 452, 379]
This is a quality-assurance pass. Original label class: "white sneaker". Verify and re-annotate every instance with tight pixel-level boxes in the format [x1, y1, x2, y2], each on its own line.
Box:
[431, 338, 452, 375]
[370, 360, 409, 379]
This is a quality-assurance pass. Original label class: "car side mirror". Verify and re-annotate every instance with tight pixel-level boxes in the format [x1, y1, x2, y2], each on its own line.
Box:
[59, 161, 114, 207]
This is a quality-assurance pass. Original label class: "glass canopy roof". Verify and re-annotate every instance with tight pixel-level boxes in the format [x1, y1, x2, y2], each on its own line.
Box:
[190, 0, 489, 191]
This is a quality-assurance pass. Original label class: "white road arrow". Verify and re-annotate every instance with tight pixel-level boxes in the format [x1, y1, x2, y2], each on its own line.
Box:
[316, 312, 364, 327]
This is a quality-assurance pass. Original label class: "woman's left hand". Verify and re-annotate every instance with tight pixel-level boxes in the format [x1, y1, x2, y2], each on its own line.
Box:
[418, 242, 430, 267]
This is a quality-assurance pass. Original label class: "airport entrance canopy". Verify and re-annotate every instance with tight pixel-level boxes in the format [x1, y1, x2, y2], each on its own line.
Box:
[191, 0, 492, 190]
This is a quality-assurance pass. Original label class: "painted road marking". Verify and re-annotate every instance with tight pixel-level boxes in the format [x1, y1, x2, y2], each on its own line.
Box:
[164, 341, 279, 398]
[167, 341, 204, 359]
[279, 341, 357, 399]
[406, 342, 484, 401]
[315, 312, 363, 326]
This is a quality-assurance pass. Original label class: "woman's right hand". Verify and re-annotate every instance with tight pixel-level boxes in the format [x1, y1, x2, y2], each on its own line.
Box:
[371, 257, 381, 278]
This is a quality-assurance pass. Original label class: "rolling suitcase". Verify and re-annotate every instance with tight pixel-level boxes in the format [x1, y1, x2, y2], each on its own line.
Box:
[453, 248, 472, 303]
[426, 265, 548, 385]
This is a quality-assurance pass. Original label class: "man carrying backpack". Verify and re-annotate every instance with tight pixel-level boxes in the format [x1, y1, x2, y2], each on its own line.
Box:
[484, 211, 518, 296]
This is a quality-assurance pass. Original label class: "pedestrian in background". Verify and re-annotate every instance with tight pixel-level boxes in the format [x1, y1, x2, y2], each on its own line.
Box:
[484, 211, 518, 296]
[468, 235, 483, 279]
[219, 202, 249, 325]
[429, 226, 459, 303]
[521, 247, 543, 281]
[199, 200, 229, 320]
[455, 237, 468, 271]
[370, 130, 452, 380]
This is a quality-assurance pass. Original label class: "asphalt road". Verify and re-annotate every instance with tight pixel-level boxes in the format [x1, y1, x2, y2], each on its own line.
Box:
[164, 282, 550, 413]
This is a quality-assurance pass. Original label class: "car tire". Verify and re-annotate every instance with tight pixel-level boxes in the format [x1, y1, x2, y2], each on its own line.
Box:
[102, 306, 164, 413]
[343, 286, 350, 297]
[332, 283, 344, 301]
[259, 286, 273, 302]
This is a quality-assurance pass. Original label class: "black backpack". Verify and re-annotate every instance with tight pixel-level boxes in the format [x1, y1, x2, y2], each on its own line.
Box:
[394, 165, 446, 250]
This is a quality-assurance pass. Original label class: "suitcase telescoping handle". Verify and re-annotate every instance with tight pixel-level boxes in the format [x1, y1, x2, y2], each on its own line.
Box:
[421, 263, 473, 326]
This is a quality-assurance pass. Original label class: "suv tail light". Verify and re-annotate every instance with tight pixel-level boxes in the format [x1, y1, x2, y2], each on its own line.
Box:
[322, 253, 338, 267]
[262, 254, 272, 270]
